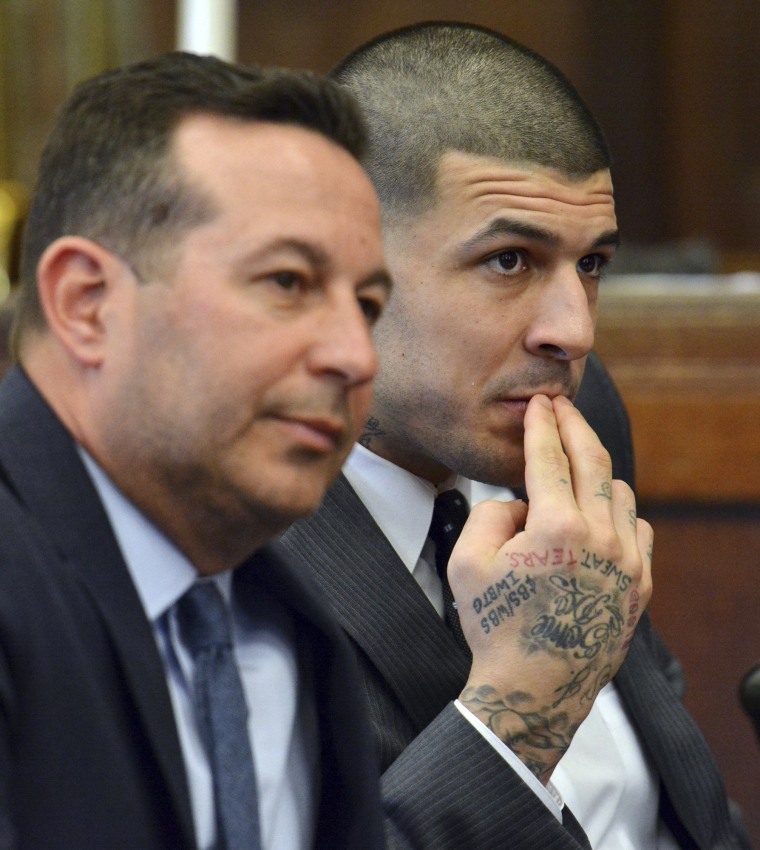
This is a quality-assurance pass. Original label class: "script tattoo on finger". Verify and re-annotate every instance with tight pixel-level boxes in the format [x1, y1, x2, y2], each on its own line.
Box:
[460, 685, 573, 783]
[628, 508, 637, 529]
[596, 481, 612, 500]
[358, 416, 385, 448]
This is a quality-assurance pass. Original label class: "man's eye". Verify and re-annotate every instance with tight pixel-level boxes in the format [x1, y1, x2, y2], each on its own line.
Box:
[486, 250, 527, 275]
[271, 271, 304, 290]
[359, 297, 383, 324]
[577, 254, 607, 277]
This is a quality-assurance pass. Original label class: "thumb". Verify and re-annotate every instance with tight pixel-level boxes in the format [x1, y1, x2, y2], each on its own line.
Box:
[449, 499, 528, 577]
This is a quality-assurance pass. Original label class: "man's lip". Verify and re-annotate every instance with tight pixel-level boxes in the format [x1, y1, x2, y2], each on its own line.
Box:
[273, 415, 347, 451]
[495, 388, 574, 404]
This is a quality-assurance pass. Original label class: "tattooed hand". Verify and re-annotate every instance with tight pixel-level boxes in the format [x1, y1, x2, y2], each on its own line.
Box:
[450, 394, 653, 784]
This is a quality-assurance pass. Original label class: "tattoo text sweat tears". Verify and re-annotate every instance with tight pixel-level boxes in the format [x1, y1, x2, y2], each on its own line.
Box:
[474, 548, 632, 647]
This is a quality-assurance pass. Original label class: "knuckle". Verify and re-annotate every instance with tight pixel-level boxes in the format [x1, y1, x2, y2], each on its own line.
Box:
[611, 478, 633, 502]
[588, 444, 612, 470]
[594, 527, 623, 559]
[546, 511, 587, 545]
[540, 445, 571, 477]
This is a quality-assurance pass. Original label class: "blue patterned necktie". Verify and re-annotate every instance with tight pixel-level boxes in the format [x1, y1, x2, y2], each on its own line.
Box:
[177, 581, 262, 850]
[429, 489, 472, 658]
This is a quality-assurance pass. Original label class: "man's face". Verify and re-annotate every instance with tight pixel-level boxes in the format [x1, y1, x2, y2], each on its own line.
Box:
[367, 151, 618, 486]
[97, 116, 389, 558]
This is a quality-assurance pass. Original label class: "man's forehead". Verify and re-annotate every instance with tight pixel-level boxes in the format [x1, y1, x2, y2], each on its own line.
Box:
[169, 113, 379, 217]
[385, 166, 617, 260]
[434, 150, 615, 204]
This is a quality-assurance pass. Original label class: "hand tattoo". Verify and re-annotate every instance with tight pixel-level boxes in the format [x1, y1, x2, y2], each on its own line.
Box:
[596, 481, 612, 500]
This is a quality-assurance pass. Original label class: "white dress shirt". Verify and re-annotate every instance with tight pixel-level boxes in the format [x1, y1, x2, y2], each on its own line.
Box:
[81, 450, 317, 850]
[345, 442, 678, 849]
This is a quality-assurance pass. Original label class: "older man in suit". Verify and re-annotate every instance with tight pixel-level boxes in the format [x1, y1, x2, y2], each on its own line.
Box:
[280, 22, 750, 850]
[0, 52, 392, 850]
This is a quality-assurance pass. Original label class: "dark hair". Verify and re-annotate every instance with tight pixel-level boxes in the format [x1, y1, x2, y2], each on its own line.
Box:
[332, 21, 610, 220]
[14, 51, 366, 342]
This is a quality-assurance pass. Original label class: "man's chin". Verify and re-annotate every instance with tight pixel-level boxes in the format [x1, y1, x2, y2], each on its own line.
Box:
[258, 475, 335, 530]
[451, 442, 526, 490]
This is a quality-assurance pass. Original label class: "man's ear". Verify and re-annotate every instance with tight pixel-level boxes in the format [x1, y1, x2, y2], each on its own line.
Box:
[36, 236, 125, 367]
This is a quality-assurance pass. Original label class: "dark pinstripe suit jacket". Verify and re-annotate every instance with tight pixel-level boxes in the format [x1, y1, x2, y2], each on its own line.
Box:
[280, 353, 749, 850]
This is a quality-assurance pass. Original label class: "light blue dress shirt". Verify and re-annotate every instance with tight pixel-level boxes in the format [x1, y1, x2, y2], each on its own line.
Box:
[80, 450, 317, 850]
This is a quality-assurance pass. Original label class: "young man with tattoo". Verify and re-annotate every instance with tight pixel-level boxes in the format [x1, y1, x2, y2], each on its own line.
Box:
[280, 22, 751, 850]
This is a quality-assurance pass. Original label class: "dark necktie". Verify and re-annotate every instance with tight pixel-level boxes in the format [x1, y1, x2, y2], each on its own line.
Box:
[177, 581, 262, 850]
[429, 489, 472, 657]
[562, 805, 592, 848]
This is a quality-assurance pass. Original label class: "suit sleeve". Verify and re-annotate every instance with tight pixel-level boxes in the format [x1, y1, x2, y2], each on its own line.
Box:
[642, 613, 687, 698]
[636, 615, 754, 849]
[0, 645, 18, 850]
[382, 704, 585, 850]
[0, 498, 28, 850]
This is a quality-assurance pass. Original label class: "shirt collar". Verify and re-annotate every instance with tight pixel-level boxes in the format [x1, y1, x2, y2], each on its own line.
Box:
[343, 443, 515, 574]
[78, 449, 208, 622]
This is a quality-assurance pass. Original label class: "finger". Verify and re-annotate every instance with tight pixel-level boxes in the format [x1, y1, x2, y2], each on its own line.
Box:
[552, 395, 614, 516]
[607, 483, 653, 637]
[607, 478, 642, 576]
[449, 499, 528, 578]
[521, 394, 575, 524]
[618, 515, 654, 650]
[609, 480, 651, 585]
[609, 478, 638, 541]
[635, 516, 654, 605]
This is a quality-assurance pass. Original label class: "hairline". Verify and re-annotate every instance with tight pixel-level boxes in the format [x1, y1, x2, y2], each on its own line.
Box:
[384, 149, 613, 226]
[331, 22, 611, 224]
[12, 54, 369, 355]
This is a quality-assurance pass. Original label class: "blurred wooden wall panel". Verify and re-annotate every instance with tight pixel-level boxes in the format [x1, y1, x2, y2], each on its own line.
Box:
[5, 1, 760, 258]
[237, 0, 587, 80]
[663, 0, 760, 253]
[0, 0, 166, 188]
[594, 275, 760, 502]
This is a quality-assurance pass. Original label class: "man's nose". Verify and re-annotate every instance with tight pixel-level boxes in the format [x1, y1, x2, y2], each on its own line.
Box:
[307, 289, 378, 385]
[523, 269, 595, 361]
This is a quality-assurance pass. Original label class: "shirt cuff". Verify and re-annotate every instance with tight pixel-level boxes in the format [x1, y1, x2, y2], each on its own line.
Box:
[453, 699, 563, 823]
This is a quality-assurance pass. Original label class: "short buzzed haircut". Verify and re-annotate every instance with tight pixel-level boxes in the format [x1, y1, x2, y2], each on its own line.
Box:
[14, 51, 366, 347]
[332, 21, 610, 220]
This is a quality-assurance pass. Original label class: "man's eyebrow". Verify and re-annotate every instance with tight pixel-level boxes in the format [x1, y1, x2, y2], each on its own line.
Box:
[460, 218, 561, 252]
[591, 229, 621, 250]
[459, 218, 621, 253]
[246, 239, 392, 291]
[257, 238, 330, 268]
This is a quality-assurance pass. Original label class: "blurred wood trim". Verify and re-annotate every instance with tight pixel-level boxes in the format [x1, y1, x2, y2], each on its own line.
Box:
[595, 275, 760, 503]
[0, 0, 163, 191]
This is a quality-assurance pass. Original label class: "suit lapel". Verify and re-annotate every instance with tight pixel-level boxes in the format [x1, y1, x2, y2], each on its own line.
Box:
[233, 543, 384, 849]
[279, 473, 471, 732]
[615, 614, 735, 848]
[233, 540, 350, 650]
[0, 368, 195, 843]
